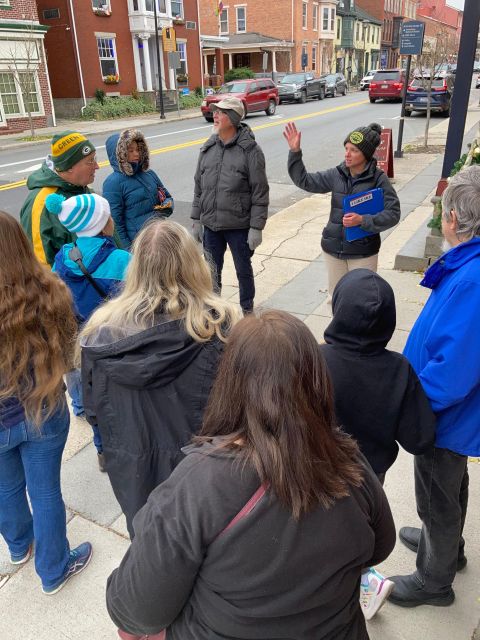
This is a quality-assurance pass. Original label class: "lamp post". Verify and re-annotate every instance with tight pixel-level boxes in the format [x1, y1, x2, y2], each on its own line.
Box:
[153, 0, 166, 119]
[362, 20, 370, 80]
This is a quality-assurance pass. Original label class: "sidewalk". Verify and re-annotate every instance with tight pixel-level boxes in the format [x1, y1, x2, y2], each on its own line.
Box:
[1, 114, 480, 640]
[0, 107, 202, 151]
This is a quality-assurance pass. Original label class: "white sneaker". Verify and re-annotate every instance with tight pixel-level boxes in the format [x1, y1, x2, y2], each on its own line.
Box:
[360, 567, 394, 620]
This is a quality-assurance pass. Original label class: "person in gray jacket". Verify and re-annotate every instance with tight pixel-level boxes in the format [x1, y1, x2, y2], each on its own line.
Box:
[284, 121, 400, 301]
[191, 97, 269, 314]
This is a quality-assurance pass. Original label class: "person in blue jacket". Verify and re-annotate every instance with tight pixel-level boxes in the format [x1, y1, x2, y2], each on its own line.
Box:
[388, 165, 480, 609]
[103, 129, 174, 249]
[46, 192, 131, 470]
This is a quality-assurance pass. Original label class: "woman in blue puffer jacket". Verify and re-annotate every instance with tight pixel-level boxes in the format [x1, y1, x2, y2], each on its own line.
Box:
[103, 129, 174, 249]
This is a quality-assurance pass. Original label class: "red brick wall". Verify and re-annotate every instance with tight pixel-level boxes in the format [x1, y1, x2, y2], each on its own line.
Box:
[173, 0, 202, 89]
[0, 0, 39, 19]
[37, 0, 137, 98]
[199, 0, 330, 74]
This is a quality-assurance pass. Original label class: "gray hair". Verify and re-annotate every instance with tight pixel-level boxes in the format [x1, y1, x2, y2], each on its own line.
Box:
[442, 165, 480, 241]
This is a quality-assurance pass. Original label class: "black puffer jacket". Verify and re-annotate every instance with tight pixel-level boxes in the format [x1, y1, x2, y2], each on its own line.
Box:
[288, 151, 400, 258]
[320, 269, 436, 474]
[81, 318, 223, 538]
[191, 123, 269, 231]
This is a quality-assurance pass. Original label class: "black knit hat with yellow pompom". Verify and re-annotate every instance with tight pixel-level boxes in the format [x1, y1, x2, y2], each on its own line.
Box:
[344, 123, 382, 160]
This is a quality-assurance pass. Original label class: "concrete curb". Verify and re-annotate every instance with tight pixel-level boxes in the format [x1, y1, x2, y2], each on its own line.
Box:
[0, 109, 202, 151]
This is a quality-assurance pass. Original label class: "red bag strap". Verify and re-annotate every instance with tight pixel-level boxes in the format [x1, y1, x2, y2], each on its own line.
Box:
[217, 484, 268, 538]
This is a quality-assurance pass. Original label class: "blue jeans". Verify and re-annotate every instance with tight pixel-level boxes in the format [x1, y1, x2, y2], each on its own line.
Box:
[65, 369, 84, 417]
[203, 227, 255, 312]
[0, 406, 70, 589]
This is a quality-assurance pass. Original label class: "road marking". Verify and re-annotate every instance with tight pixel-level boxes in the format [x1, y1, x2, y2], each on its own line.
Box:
[18, 164, 42, 173]
[0, 100, 369, 192]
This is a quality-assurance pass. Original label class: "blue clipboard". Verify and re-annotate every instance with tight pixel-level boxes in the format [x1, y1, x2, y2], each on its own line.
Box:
[343, 188, 384, 242]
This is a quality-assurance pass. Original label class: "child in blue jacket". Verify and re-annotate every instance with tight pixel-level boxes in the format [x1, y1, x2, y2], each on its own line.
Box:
[46, 192, 131, 470]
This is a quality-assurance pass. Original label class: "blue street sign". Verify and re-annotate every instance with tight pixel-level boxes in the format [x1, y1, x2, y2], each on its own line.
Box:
[400, 20, 425, 56]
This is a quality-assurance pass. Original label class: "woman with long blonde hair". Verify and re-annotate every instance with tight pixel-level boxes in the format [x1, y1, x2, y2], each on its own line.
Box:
[80, 219, 239, 538]
[0, 211, 92, 595]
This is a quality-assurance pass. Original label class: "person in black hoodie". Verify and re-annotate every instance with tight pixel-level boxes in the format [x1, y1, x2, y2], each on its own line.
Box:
[106, 310, 395, 640]
[79, 219, 239, 539]
[284, 121, 400, 302]
[319, 269, 436, 620]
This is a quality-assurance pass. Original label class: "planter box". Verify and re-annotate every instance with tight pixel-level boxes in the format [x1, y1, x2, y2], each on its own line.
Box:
[425, 233, 444, 259]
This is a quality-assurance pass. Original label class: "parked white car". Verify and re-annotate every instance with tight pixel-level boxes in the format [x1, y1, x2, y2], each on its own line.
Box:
[360, 69, 379, 91]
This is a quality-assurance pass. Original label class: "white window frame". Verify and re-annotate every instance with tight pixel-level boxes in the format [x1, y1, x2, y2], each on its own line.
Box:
[0, 0, 12, 6]
[92, 0, 111, 10]
[219, 7, 229, 35]
[312, 44, 317, 70]
[0, 69, 44, 119]
[235, 6, 246, 33]
[171, 0, 184, 19]
[177, 40, 188, 75]
[96, 35, 119, 79]
[312, 3, 318, 31]
[302, 2, 308, 30]
[322, 7, 328, 31]
[330, 8, 335, 31]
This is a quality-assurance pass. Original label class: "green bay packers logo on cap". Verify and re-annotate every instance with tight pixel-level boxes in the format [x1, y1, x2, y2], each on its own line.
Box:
[82, 145, 92, 155]
[349, 131, 364, 145]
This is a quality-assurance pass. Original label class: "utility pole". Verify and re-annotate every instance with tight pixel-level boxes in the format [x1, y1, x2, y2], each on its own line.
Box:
[153, 0, 166, 119]
[439, 0, 480, 189]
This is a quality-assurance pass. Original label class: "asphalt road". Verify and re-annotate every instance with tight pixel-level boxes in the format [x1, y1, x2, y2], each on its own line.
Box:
[0, 87, 475, 227]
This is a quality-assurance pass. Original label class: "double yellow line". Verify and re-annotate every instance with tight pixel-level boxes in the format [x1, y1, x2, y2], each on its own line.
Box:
[0, 99, 368, 193]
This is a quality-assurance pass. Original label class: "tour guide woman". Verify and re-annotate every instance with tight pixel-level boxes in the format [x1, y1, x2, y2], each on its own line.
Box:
[105, 310, 396, 640]
[284, 121, 400, 300]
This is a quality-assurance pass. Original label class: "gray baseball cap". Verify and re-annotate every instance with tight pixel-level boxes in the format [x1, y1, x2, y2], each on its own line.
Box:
[211, 97, 245, 119]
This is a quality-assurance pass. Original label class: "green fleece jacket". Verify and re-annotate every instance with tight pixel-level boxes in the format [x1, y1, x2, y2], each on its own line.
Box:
[20, 160, 89, 267]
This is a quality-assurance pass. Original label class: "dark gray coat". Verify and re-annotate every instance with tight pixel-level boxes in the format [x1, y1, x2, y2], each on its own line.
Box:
[191, 124, 269, 231]
[288, 151, 400, 258]
[106, 440, 396, 640]
[81, 318, 223, 538]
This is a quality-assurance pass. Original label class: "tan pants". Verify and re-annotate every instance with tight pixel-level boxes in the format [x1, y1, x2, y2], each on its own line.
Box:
[323, 252, 379, 302]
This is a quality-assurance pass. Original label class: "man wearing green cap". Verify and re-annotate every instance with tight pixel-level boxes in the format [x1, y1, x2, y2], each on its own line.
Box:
[20, 130, 99, 266]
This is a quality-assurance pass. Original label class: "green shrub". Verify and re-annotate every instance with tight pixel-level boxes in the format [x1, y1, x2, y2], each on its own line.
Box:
[94, 88, 106, 105]
[179, 93, 204, 109]
[81, 96, 155, 120]
[194, 86, 204, 97]
[224, 67, 255, 82]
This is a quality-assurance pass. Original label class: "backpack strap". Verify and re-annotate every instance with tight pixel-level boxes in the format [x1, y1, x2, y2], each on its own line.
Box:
[68, 243, 108, 299]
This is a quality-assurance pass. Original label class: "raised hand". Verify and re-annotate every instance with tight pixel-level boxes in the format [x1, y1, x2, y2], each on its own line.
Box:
[283, 122, 302, 153]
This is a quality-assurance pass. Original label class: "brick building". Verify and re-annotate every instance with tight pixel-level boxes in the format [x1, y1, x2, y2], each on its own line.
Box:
[36, 0, 203, 117]
[417, 0, 462, 55]
[0, 0, 54, 134]
[198, 0, 339, 83]
[355, 0, 417, 68]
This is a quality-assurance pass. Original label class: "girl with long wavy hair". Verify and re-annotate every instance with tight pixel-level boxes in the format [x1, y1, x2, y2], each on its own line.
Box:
[0, 211, 92, 595]
[80, 219, 239, 538]
[105, 310, 396, 640]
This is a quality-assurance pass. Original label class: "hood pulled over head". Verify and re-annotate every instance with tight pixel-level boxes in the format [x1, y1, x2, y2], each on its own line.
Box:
[324, 269, 396, 353]
[106, 129, 149, 176]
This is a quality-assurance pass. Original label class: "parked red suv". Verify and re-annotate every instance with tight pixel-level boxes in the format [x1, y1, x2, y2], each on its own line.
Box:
[369, 69, 406, 103]
[201, 78, 279, 122]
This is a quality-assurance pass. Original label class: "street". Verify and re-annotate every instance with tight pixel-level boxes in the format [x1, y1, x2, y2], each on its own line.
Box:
[2, 87, 477, 226]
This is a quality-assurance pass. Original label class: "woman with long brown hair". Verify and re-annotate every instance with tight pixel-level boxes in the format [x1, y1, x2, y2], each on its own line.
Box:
[0, 211, 92, 595]
[106, 310, 396, 640]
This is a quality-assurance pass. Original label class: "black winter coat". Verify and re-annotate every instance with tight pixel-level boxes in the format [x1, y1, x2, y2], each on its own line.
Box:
[191, 123, 269, 231]
[81, 318, 223, 538]
[288, 151, 400, 258]
[106, 440, 396, 640]
[320, 269, 436, 474]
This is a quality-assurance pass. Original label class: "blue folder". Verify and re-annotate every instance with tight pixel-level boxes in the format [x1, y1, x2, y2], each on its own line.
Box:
[343, 188, 384, 242]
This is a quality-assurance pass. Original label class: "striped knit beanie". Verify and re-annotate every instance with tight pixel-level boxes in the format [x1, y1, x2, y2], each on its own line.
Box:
[45, 193, 111, 237]
[51, 131, 95, 171]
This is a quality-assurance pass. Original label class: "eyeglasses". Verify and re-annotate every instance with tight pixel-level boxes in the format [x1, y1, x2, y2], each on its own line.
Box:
[84, 155, 98, 166]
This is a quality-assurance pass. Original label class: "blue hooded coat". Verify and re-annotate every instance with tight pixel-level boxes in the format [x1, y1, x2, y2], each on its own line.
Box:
[404, 237, 480, 457]
[103, 130, 173, 249]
